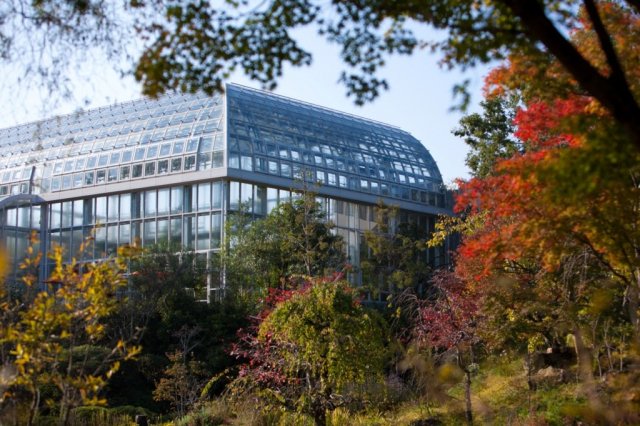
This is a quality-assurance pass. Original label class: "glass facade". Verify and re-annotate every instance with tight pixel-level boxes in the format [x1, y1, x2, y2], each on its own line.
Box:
[0, 84, 450, 299]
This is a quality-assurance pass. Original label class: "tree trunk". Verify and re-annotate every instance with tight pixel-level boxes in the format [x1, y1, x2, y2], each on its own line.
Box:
[465, 369, 473, 426]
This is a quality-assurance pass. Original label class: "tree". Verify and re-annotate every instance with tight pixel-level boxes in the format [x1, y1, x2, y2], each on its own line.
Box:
[413, 271, 481, 426]
[0, 238, 141, 425]
[230, 277, 390, 425]
[106, 243, 249, 413]
[223, 190, 344, 293]
[453, 95, 522, 179]
[361, 202, 431, 297]
[153, 350, 208, 418]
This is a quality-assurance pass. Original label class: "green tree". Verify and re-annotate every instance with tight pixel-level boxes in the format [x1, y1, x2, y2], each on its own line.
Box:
[223, 190, 344, 293]
[453, 95, 522, 179]
[153, 350, 208, 418]
[233, 278, 390, 426]
[106, 243, 249, 413]
[361, 202, 431, 297]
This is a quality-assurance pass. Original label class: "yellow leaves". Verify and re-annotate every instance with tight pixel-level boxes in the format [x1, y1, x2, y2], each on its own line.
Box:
[1, 234, 142, 414]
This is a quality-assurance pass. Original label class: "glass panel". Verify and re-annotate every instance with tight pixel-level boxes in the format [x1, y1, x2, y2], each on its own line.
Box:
[49, 204, 60, 228]
[107, 168, 118, 182]
[132, 164, 143, 178]
[98, 154, 109, 167]
[73, 173, 83, 188]
[184, 216, 195, 249]
[146, 145, 158, 159]
[254, 186, 266, 216]
[143, 220, 156, 246]
[160, 143, 172, 157]
[267, 187, 278, 213]
[17, 207, 30, 228]
[184, 155, 196, 171]
[229, 181, 240, 210]
[120, 165, 130, 180]
[86, 157, 97, 168]
[96, 170, 106, 184]
[212, 151, 223, 168]
[171, 158, 182, 172]
[144, 162, 156, 176]
[84, 171, 94, 185]
[61, 201, 72, 227]
[108, 194, 119, 222]
[119, 223, 131, 245]
[107, 225, 118, 255]
[94, 226, 106, 258]
[170, 218, 182, 245]
[62, 175, 72, 189]
[197, 215, 209, 250]
[158, 188, 170, 215]
[212, 181, 222, 209]
[120, 194, 131, 220]
[173, 140, 184, 154]
[158, 160, 169, 174]
[122, 150, 133, 162]
[144, 190, 156, 217]
[171, 186, 183, 214]
[110, 152, 120, 165]
[73, 200, 83, 227]
[197, 152, 211, 170]
[197, 183, 211, 211]
[134, 148, 145, 161]
[157, 219, 169, 243]
[211, 213, 221, 248]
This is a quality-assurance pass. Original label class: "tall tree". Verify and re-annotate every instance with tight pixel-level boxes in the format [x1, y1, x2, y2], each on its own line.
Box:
[223, 191, 344, 293]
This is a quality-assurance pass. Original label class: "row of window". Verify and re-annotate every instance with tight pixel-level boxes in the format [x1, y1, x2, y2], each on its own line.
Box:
[47, 213, 223, 259]
[44, 183, 224, 229]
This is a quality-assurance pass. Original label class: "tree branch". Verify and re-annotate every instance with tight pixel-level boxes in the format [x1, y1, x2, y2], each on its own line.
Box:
[501, 0, 640, 149]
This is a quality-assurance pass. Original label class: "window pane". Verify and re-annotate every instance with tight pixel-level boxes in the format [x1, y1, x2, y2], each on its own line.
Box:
[229, 181, 240, 210]
[62, 201, 72, 227]
[73, 200, 83, 227]
[107, 225, 118, 255]
[157, 219, 168, 243]
[96, 170, 106, 184]
[107, 168, 118, 182]
[158, 188, 170, 215]
[144, 190, 157, 217]
[170, 218, 182, 245]
[132, 164, 143, 178]
[184, 155, 196, 171]
[211, 213, 221, 248]
[119, 223, 131, 245]
[108, 194, 119, 222]
[144, 162, 155, 176]
[84, 172, 95, 186]
[197, 215, 209, 250]
[158, 160, 169, 174]
[197, 183, 211, 211]
[120, 165, 130, 180]
[50, 203, 61, 228]
[212, 181, 222, 209]
[120, 194, 131, 220]
[171, 158, 182, 172]
[171, 186, 183, 214]
[143, 221, 156, 246]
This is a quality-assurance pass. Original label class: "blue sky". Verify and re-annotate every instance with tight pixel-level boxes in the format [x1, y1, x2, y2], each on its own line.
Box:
[0, 26, 490, 183]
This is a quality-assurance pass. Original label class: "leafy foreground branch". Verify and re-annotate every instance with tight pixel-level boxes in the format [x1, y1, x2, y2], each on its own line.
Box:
[0, 238, 141, 425]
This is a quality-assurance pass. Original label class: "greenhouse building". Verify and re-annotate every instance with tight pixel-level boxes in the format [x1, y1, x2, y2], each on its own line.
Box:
[0, 83, 451, 300]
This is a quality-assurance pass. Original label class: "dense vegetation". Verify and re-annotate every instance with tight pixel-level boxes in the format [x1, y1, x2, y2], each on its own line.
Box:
[1, 0, 640, 424]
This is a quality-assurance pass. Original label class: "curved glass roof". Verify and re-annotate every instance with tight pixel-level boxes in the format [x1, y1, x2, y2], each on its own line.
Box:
[0, 83, 444, 207]
[0, 92, 224, 196]
[226, 84, 443, 203]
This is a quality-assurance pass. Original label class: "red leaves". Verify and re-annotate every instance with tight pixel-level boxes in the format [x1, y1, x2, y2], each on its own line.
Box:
[453, 96, 593, 284]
